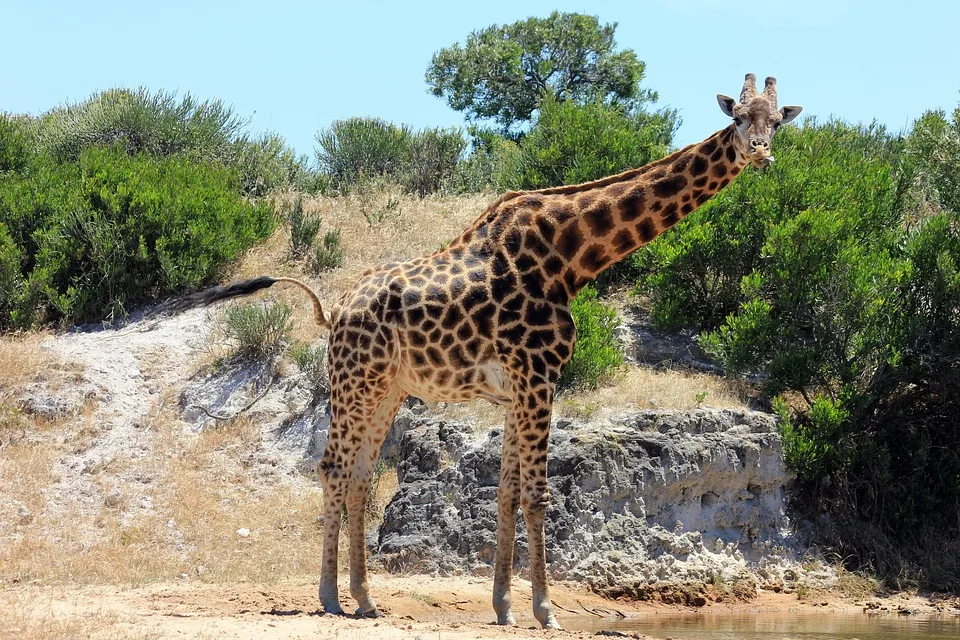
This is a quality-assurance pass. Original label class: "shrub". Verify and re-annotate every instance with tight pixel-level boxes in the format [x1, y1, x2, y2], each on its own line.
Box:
[0, 145, 275, 328]
[405, 127, 467, 196]
[233, 132, 315, 196]
[289, 341, 328, 395]
[286, 196, 321, 259]
[637, 120, 902, 329]
[687, 114, 960, 589]
[311, 229, 345, 273]
[0, 114, 35, 173]
[222, 301, 293, 360]
[517, 95, 675, 189]
[450, 128, 523, 193]
[0, 224, 23, 323]
[559, 286, 623, 389]
[37, 87, 245, 163]
[315, 117, 411, 191]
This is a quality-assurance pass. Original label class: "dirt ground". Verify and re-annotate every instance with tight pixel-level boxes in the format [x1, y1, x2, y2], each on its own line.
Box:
[4, 573, 957, 640]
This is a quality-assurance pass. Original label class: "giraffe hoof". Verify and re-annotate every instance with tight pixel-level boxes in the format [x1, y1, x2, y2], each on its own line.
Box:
[322, 604, 345, 616]
[496, 612, 517, 626]
[355, 606, 383, 618]
[541, 615, 562, 630]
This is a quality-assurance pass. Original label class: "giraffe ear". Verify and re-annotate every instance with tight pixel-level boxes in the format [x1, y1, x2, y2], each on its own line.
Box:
[717, 94, 737, 118]
[780, 105, 803, 124]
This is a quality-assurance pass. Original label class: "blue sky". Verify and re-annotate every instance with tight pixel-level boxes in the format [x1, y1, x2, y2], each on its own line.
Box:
[3, 1, 958, 157]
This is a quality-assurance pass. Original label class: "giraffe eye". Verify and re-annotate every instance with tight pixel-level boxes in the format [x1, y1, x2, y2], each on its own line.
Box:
[733, 117, 743, 126]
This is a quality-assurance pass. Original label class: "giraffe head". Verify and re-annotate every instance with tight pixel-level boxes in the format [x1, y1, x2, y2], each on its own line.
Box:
[717, 74, 802, 168]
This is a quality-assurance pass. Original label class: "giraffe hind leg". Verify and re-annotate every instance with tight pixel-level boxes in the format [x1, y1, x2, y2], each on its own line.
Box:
[345, 385, 407, 617]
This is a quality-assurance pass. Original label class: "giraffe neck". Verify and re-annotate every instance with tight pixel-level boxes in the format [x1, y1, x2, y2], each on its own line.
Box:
[552, 124, 748, 295]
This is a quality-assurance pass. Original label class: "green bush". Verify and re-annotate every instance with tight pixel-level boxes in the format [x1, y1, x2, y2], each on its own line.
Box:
[517, 95, 674, 189]
[559, 286, 623, 389]
[222, 301, 293, 360]
[311, 229, 345, 273]
[449, 127, 523, 193]
[680, 114, 960, 589]
[315, 118, 466, 196]
[0, 145, 275, 328]
[233, 132, 315, 196]
[290, 341, 328, 395]
[0, 114, 35, 173]
[637, 120, 902, 329]
[37, 87, 245, 163]
[286, 196, 321, 259]
[315, 117, 411, 191]
[405, 127, 467, 196]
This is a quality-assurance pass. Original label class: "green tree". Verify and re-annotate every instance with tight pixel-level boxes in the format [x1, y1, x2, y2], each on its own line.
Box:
[517, 95, 674, 189]
[426, 12, 659, 135]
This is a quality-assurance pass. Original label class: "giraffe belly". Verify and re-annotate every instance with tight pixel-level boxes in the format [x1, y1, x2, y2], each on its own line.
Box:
[394, 360, 512, 406]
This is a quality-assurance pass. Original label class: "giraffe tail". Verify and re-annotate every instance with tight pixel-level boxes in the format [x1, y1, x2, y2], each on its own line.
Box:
[153, 276, 330, 329]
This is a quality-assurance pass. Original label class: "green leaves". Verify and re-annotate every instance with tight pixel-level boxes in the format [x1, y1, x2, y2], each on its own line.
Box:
[516, 95, 675, 189]
[636, 113, 960, 586]
[426, 12, 656, 134]
[314, 118, 465, 195]
[560, 285, 623, 390]
[0, 145, 275, 328]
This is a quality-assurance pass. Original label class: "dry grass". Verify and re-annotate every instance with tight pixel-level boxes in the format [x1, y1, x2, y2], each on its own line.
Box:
[228, 188, 492, 344]
[0, 588, 166, 640]
[0, 333, 54, 386]
[557, 365, 750, 420]
[1, 389, 329, 588]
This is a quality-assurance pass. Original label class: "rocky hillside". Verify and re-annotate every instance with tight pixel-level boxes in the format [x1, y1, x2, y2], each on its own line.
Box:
[1, 295, 836, 600]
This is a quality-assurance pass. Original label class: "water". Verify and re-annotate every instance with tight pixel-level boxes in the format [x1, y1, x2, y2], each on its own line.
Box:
[564, 611, 960, 640]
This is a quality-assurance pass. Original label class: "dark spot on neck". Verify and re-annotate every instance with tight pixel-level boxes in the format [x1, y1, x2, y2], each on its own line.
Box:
[636, 217, 657, 243]
[556, 223, 583, 258]
[619, 186, 646, 221]
[691, 155, 708, 176]
[584, 201, 615, 237]
[661, 202, 679, 227]
[653, 174, 688, 199]
[535, 215, 556, 242]
[611, 228, 634, 254]
[672, 155, 690, 173]
[580, 244, 609, 273]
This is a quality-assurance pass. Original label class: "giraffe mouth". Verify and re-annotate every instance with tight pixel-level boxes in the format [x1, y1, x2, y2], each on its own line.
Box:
[751, 154, 775, 169]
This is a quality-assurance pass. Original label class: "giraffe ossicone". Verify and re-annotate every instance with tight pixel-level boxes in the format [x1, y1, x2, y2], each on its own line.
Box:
[166, 73, 801, 629]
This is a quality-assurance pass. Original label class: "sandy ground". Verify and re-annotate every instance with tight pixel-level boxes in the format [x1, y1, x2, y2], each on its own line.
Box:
[3, 574, 655, 640]
[5, 573, 958, 640]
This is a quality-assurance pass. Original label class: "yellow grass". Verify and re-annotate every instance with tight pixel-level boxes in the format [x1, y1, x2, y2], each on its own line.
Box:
[228, 188, 493, 344]
[557, 365, 749, 419]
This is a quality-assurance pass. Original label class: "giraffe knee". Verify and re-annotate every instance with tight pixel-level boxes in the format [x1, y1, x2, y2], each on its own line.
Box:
[521, 481, 550, 514]
[317, 452, 345, 488]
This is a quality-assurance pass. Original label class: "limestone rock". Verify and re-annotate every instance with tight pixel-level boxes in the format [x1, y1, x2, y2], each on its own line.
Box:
[377, 408, 799, 593]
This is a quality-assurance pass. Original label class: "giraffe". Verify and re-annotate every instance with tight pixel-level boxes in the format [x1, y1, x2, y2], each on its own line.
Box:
[163, 73, 801, 629]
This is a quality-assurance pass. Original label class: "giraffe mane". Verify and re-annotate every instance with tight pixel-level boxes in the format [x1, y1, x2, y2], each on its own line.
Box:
[472, 128, 729, 221]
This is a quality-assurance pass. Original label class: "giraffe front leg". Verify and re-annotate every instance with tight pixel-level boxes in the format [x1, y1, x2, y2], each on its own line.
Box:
[492, 416, 520, 626]
[346, 478, 379, 616]
[516, 391, 561, 630]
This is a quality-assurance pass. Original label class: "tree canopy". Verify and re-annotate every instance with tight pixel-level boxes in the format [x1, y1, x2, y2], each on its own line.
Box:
[425, 12, 657, 135]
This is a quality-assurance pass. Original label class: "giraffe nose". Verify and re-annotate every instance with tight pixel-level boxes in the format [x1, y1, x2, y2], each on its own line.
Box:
[750, 138, 770, 151]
